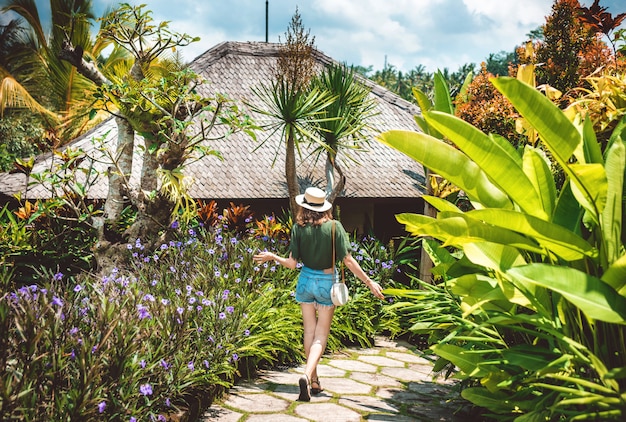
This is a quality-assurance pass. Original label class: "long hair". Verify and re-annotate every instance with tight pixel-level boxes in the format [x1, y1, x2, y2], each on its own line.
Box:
[296, 207, 332, 226]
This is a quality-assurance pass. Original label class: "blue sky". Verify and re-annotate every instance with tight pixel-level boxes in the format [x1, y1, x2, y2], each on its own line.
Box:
[7, 1, 626, 72]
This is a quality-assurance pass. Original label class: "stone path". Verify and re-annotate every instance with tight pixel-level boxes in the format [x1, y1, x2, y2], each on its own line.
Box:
[200, 337, 474, 422]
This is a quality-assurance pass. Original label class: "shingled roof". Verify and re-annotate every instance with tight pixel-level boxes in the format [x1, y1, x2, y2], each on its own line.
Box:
[0, 41, 425, 201]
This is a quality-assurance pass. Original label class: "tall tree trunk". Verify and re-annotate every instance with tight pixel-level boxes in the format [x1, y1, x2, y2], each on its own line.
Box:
[419, 169, 435, 283]
[285, 132, 299, 217]
[326, 154, 345, 205]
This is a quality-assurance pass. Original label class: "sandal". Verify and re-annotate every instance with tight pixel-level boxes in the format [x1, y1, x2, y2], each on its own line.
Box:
[310, 377, 324, 395]
[297, 375, 311, 402]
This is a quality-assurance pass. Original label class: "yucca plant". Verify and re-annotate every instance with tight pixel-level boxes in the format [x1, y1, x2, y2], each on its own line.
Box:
[379, 76, 626, 420]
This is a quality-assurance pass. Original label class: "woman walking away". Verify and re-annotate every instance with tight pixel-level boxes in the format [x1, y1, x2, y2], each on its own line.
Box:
[253, 186, 385, 402]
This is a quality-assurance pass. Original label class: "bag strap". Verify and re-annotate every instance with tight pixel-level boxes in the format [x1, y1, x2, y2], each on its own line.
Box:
[331, 221, 345, 284]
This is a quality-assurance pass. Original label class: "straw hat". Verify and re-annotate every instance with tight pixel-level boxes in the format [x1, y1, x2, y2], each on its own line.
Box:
[295, 187, 332, 212]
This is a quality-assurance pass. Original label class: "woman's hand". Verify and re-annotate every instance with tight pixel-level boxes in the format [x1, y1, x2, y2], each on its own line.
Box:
[253, 251, 274, 264]
[366, 280, 385, 300]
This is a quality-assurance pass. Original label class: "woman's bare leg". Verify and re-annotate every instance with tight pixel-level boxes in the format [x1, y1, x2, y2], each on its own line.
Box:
[301, 303, 335, 382]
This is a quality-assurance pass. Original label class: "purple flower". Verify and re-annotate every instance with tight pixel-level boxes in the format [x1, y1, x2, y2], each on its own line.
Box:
[169, 266, 176, 273]
[130, 417, 137, 422]
[203, 360, 210, 368]
[127, 244, 133, 249]
[69, 327, 79, 336]
[140, 359, 146, 368]
[165, 397, 171, 407]
[51, 296, 63, 307]
[160, 359, 170, 370]
[73, 284, 82, 292]
[232, 353, 239, 361]
[219, 312, 226, 319]
[139, 383, 153, 396]
[160, 243, 168, 250]
[177, 307, 184, 315]
[189, 229, 196, 236]
[53, 272, 63, 281]
[137, 305, 151, 320]
[222, 290, 230, 299]
[244, 329, 250, 336]
[188, 361, 195, 371]
[226, 306, 234, 313]
[171, 221, 179, 229]
[98, 401, 106, 413]
[161, 299, 169, 306]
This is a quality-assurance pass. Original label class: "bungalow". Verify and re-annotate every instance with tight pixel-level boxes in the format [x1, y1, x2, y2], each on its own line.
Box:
[0, 41, 426, 241]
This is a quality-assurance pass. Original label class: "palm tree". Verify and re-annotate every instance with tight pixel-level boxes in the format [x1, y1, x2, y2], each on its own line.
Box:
[1, 0, 115, 141]
[249, 9, 335, 216]
[310, 63, 377, 203]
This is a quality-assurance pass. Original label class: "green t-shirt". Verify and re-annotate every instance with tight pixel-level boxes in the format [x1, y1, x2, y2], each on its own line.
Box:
[289, 220, 350, 270]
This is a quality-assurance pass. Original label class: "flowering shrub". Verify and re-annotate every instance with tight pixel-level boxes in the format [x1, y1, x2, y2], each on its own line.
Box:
[0, 225, 300, 420]
[1, 216, 410, 420]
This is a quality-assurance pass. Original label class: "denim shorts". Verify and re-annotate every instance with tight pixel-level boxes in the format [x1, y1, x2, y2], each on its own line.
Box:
[295, 266, 336, 307]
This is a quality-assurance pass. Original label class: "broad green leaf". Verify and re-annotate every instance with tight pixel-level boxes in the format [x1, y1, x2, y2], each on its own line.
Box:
[433, 70, 454, 115]
[462, 241, 527, 272]
[379, 130, 512, 208]
[430, 343, 487, 377]
[581, 115, 603, 165]
[602, 253, 626, 296]
[450, 274, 513, 315]
[552, 180, 584, 235]
[491, 133, 522, 167]
[501, 345, 561, 372]
[461, 387, 519, 413]
[425, 111, 547, 219]
[396, 212, 544, 255]
[569, 163, 607, 225]
[507, 264, 626, 324]
[466, 209, 598, 261]
[523, 146, 556, 218]
[491, 77, 581, 167]
[423, 195, 462, 213]
[492, 78, 603, 220]
[601, 139, 625, 266]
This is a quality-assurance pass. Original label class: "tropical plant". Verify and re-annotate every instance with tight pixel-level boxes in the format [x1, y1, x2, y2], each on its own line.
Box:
[44, 3, 257, 273]
[378, 75, 626, 420]
[249, 8, 334, 217]
[309, 63, 377, 202]
[1, 0, 114, 141]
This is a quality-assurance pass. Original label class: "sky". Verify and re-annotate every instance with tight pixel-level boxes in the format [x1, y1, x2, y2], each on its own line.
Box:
[7, 0, 626, 73]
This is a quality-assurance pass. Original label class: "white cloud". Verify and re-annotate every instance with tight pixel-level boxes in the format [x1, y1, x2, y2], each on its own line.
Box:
[23, 0, 626, 73]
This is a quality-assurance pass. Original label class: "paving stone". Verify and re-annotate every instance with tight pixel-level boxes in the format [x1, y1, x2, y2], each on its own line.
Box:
[260, 370, 300, 385]
[230, 381, 270, 393]
[408, 363, 439, 376]
[321, 377, 373, 395]
[381, 366, 434, 382]
[292, 363, 347, 377]
[358, 355, 406, 367]
[349, 371, 404, 388]
[375, 387, 426, 404]
[246, 414, 308, 422]
[223, 392, 290, 413]
[406, 381, 456, 398]
[338, 394, 400, 413]
[200, 404, 242, 422]
[385, 351, 432, 364]
[328, 359, 378, 373]
[346, 347, 382, 356]
[295, 402, 362, 422]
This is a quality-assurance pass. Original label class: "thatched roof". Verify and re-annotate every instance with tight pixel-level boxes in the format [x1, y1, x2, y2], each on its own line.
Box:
[0, 41, 425, 201]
